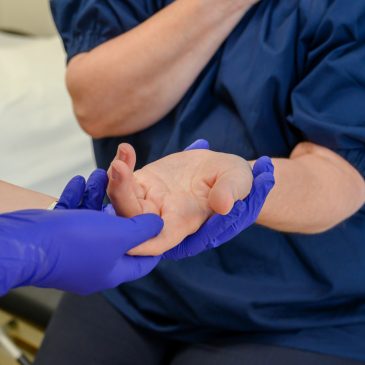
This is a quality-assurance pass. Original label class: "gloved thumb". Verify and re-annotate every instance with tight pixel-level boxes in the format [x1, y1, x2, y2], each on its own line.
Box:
[119, 214, 164, 252]
[109, 255, 161, 285]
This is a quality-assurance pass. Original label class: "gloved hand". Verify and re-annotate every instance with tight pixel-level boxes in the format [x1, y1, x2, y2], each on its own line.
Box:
[55, 169, 108, 210]
[0, 209, 163, 296]
[104, 139, 274, 260]
[162, 140, 275, 260]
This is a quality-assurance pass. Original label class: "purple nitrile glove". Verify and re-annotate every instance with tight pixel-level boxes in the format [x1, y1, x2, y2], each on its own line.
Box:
[0, 209, 163, 296]
[102, 139, 274, 261]
[55, 169, 108, 210]
[184, 139, 210, 150]
[162, 142, 275, 260]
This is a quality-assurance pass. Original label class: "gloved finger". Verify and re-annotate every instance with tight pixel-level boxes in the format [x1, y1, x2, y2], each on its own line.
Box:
[162, 201, 245, 260]
[103, 204, 116, 216]
[117, 214, 164, 253]
[110, 255, 161, 284]
[163, 169, 275, 261]
[212, 171, 275, 241]
[184, 139, 210, 151]
[128, 213, 187, 256]
[81, 169, 108, 210]
[252, 156, 274, 178]
[107, 160, 143, 217]
[55, 176, 86, 210]
[246, 171, 275, 218]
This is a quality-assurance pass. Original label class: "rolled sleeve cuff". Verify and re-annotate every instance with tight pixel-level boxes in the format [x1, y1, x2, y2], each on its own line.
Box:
[336, 149, 365, 179]
[65, 32, 111, 63]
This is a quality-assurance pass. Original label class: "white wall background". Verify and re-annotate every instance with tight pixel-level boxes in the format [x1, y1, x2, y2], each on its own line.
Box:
[0, 0, 56, 36]
[0, 1, 95, 197]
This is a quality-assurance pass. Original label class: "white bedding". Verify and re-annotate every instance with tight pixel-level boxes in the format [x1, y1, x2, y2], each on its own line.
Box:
[0, 32, 95, 197]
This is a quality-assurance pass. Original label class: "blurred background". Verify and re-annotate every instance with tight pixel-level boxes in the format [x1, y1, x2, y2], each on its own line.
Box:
[0, 0, 95, 362]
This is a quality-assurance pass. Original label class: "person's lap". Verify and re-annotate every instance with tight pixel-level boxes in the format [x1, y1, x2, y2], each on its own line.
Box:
[171, 342, 364, 365]
[35, 293, 365, 365]
[34, 293, 170, 365]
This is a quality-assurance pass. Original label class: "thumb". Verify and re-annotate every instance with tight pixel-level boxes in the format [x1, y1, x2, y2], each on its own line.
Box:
[117, 214, 164, 252]
[208, 170, 252, 215]
[109, 255, 161, 285]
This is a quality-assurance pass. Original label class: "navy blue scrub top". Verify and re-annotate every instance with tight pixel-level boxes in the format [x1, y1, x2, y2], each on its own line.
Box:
[51, 0, 365, 361]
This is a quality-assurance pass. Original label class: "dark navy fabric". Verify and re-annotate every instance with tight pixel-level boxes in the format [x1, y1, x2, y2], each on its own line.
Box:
[51, 0, 365, 361]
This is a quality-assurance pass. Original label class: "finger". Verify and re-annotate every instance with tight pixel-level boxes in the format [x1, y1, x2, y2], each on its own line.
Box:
[208, 168, 253, 215]
[107, 160, 143, 217]
[56, 176, 86, 209]
[184, 139, 210, 151]
[116, 143, 136, 171]
[246, 171, 275, 217]
[252, 156, 274, 178]
[116, 213, 164, 252]
[81, 169, 108, 210]
[110, 255, 161, 285]
[128, 214, 187, 256]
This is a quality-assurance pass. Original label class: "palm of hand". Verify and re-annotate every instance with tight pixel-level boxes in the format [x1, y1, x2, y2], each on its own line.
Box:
[107, 144, 253, 256]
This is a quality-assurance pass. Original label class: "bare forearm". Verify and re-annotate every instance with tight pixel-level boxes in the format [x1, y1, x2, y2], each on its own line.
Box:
[255, 143, 365, 233]
[0, 181, 55, 213]
[67, 0, 259, 138]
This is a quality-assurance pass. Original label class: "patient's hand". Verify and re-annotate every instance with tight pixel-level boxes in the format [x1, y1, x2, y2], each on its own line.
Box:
[107, 144, 253, 256]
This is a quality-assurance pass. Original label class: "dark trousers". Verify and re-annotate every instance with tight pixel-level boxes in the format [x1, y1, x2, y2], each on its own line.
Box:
[35, 293, 364, 365]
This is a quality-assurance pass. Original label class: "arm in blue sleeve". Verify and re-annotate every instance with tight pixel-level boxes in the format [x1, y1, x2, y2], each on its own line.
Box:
[288, 2, 365, 178]
[50, 0, 165, 62]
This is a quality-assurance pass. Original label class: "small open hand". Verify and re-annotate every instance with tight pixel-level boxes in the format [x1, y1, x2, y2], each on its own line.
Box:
[107, 144, 253, 256]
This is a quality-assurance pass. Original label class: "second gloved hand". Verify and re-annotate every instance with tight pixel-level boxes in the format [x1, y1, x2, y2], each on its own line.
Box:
[55, 169, 108, 210]
[0, 209, 163, 296]
[162, 155, 275, 260]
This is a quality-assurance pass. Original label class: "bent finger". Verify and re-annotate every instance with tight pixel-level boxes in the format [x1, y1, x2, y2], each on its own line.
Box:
[56, 176, 85, 209]
[252, 156, 274, 178]
[208, 168, 252, 215]
[82, 169, 108, 210]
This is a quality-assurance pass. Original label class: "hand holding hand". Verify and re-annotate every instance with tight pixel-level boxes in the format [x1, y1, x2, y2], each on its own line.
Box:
[0, 209, 163, 296]
[107, 143, 253, 256]
[163, 155, 275, 260]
